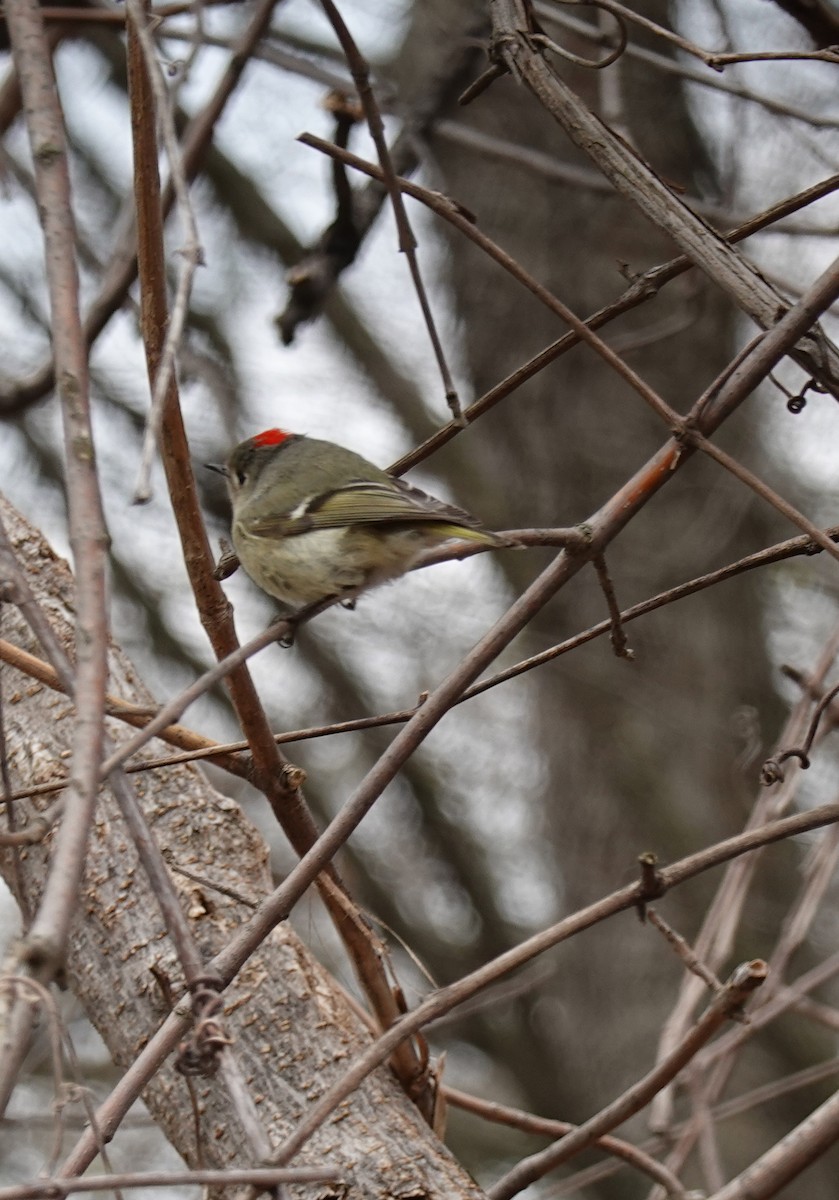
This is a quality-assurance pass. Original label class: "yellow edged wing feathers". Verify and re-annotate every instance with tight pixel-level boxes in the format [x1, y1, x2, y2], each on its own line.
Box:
[243, 478, 496, 539]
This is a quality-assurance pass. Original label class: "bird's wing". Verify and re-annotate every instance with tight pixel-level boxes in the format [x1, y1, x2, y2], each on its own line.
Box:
[243, 478, 482, 538]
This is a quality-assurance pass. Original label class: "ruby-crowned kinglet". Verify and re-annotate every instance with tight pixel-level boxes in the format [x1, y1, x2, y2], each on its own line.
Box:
[208, 428, 509, 612]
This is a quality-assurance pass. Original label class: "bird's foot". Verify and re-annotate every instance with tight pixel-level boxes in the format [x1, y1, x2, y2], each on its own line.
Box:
[272, 592, 349, 646]
[265, 604, 298, 648]
[212, 538, 240, 581]
[275, 621, 297, 649]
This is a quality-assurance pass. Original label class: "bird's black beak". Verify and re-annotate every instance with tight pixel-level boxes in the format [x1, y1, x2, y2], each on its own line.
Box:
[204, 462, 228, 477]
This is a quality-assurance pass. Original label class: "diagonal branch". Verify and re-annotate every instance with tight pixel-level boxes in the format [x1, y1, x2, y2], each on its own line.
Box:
[707, 1081, 839, 1199]
[488, 961, 767, 1200]
[57, 794, 839, 1179]
[488, 0, 839, 397]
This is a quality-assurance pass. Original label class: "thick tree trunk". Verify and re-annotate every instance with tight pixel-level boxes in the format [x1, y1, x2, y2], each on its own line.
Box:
[0, 492, 485, 1199]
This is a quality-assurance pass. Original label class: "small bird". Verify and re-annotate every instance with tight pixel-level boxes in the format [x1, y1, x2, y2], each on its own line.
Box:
[208, 428, 509, 614]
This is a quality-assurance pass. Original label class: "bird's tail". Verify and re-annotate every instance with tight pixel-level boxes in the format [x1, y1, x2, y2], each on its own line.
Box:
[437, 524, 520, 549]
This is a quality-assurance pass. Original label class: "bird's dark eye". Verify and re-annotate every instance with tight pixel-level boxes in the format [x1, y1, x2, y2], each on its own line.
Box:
[236, 470, 246, 485]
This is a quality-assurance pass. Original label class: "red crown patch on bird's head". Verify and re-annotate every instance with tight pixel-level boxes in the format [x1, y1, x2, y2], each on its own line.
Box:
[252, 428, 293, 449]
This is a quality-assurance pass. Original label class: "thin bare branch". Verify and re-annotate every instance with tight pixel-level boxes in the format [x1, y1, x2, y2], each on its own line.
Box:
[389, 169, 839, 473]
[646, 909, 724, 994]
[1, 0, 109, 1112]
[534, 2, 839, 131]
[707, 1083, 839, 1199]
[488, 0, 839, 397]
[127, 0, 204, 503]
[56, 797, 839, 1180]
[299, 131, 681, 428]
[0, 1166, 340, 1199]
[316, 0, 462, 419]
[444, 1087, 688, 1197]
[488, 962, 767, 1200]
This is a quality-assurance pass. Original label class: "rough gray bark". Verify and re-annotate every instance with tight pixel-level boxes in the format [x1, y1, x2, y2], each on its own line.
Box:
[0, 492, 486, 1200]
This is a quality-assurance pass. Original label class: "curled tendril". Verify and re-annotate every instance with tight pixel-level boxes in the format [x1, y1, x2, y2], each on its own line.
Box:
[788, 377, 830, 415]
[175, 976, 233, 1077]
[761, 682, 839, 786]
[761, 759, 784, 787]
[532, 1, 628, 70]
